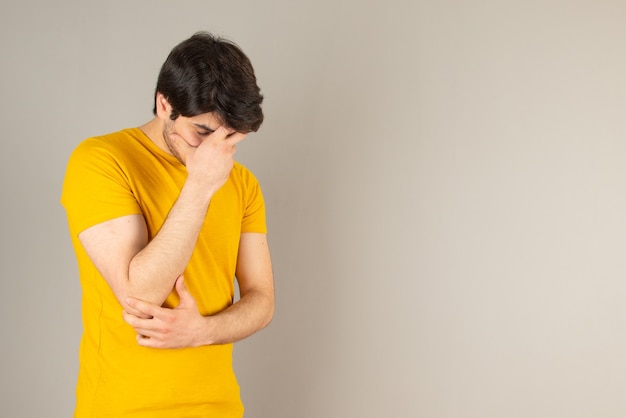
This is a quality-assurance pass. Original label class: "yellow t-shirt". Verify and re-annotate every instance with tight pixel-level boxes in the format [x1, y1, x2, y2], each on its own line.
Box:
[61, 128, 266, 417]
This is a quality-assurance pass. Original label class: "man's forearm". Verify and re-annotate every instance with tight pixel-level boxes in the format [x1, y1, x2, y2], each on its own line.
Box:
[127, 181, 213, 305]
[199, 289, 274, 346]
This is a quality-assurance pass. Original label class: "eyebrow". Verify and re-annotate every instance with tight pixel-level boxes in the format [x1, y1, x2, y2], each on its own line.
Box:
[193, 123, 216, 132]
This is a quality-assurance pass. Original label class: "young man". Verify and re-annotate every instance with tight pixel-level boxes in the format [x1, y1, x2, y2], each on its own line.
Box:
[61, 32, 274, 417]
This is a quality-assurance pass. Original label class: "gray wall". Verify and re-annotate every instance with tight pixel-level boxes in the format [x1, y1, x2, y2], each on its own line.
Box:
[2, 1, 626, 417]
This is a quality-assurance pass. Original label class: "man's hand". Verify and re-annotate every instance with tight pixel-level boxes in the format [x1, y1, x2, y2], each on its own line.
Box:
[122, 275, 209, 349]
[172, 126, 247, 197]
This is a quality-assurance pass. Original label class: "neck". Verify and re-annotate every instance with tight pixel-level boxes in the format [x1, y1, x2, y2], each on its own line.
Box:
[139, 117, 170, 156]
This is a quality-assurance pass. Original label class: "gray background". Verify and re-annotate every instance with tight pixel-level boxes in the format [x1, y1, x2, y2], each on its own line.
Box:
[2, 0, 626, 417]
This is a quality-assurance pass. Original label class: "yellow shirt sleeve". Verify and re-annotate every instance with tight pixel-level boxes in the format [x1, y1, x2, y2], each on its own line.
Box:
[239, 165, 267, 234]
[61, 137, 142, 235]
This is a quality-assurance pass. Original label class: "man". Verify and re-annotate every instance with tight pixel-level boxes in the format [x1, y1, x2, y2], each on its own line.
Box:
[61, 32, 274, 417]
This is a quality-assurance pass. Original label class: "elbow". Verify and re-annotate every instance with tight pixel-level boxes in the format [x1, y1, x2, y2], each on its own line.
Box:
[112, 275, 167, 317]
[263, 309, 274, 329]
[113, 283, 146, 318]
[125, 268, 175, 308]
[249, 287, 274, 330]
[262, 293, 275, 329]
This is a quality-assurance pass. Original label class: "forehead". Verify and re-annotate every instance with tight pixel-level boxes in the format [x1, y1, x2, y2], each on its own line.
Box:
[188, 111, 222, 127]
[186, 112, 235, 134]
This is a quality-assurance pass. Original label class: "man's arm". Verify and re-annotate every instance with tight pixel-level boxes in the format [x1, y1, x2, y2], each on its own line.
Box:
[79, 127, 246, 314]
[122, 232, 275, 348]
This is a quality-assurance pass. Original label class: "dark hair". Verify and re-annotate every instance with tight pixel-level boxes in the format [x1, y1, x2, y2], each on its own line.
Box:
[153, 32, 264, 133]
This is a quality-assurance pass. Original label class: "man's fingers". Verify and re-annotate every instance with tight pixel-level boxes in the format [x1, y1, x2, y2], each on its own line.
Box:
[136, 334, 165, 348]
[122, 311, 153, 329]
[175, 275, 189, 304]
[123, 305, 153, 319]
[212, 126, 230, 140]
[226, 131, 247, 146]
[123, 313, 166, 341]
[136, 333, 156, 347]
[208, 126, 246, 146]
[175, 275, 198, 308]
[125, 297, 159, 318]
[175, 275, 186, 293]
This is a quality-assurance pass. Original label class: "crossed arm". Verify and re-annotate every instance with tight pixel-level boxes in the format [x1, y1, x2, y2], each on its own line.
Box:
[80, 213, 274, 349]
[80, 211, 274, 348]
[78, 183, 217, 316]
[123, 233, 274, 349]
[78, 126, 274, 348]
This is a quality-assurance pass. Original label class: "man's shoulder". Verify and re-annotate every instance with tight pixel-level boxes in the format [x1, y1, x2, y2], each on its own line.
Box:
[75, 128, 140, 152]
[232, 161, 261, 185]
[68, 128, 150, 169]
[63, 129, 151, 187]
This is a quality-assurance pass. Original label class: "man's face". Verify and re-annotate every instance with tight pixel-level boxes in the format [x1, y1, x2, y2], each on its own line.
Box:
[161, 111, 236, 165]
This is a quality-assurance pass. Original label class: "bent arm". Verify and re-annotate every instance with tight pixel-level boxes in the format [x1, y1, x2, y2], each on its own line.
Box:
[201, 232, 275, 345]
[78, 126, 245, 313]
[79, 181, 213, 312]
[121, 233, 275, 348]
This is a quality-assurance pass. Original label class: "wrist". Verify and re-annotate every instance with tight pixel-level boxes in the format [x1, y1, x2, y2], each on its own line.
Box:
[180, 179, 215, 206]
[198, 315, 217, 346]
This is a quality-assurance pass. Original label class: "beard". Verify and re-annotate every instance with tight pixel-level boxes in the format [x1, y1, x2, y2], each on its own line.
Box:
[162, 122, 186, 165]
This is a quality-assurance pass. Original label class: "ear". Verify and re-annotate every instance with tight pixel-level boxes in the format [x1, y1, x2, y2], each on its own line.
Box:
[155, 92, 172, 119]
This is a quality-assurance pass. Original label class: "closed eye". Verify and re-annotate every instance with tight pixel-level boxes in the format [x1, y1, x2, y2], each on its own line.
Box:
[193, 123, 216, 137]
